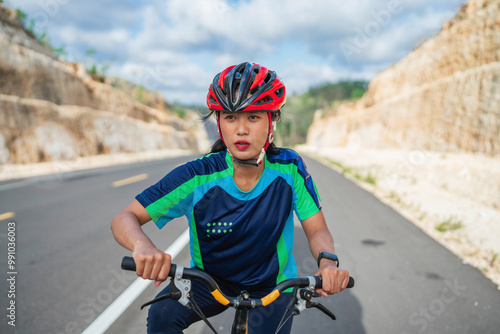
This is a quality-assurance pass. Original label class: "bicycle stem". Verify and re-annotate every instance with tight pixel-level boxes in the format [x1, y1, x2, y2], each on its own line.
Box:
[231, 291, 252, 334]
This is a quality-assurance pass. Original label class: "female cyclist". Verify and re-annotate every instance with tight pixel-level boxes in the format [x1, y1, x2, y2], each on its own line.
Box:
[111, 62, 350, 333]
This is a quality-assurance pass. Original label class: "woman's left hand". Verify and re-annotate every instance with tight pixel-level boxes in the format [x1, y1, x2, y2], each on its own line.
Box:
[314, 263, 350, 297]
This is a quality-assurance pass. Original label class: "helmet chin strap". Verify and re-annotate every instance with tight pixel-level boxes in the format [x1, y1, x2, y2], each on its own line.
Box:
[217, 111, 274, 167]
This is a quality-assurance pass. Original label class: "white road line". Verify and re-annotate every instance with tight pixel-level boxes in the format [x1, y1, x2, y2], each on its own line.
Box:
[0, 179, 38, 192]
[81, 228, 190, 334]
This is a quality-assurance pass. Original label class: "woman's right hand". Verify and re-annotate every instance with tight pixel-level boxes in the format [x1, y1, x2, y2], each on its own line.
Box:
[111, 200, 170, 287]
[132, 243, 172, 287]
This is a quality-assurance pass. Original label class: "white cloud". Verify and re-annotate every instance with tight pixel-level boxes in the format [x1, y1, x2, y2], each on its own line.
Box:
[280, 62, 347, 95]
[13, 0, 467, 105]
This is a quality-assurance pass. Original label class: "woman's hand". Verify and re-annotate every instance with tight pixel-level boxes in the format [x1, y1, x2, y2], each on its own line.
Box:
[300, 211, 350, 296]
[132, 243, 172, 287]
[111, 200, 170, 287]
[314, 261, 350, 297]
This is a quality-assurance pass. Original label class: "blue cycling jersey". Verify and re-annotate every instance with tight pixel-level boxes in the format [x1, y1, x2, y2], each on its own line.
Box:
[136, 149, 321, 290]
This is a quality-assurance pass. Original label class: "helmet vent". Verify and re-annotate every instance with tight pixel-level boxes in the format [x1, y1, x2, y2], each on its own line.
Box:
[264, 72, 272, 83]
[233, 82, 241, 101]
[275, 87, 285, 98]
[217, 86, 227, 98]
[254, 95, 273, 105]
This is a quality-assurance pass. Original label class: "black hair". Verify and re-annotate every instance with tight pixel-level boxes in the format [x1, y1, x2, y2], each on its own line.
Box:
[202, 109, 282, 155]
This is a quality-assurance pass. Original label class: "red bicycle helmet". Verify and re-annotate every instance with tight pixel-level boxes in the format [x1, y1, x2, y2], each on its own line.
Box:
[206, 62, 286, 166]
[207, 62, 286, 112]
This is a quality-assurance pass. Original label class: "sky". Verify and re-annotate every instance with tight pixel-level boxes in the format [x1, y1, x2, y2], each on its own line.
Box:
[11, 0, 467, 106]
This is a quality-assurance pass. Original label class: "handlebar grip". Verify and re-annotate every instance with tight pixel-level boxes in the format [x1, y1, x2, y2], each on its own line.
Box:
[121, 256, 136, 271]
[121, 256, 178, 277]
[315, 276, 355, 289]
[347, 276, 355, 288]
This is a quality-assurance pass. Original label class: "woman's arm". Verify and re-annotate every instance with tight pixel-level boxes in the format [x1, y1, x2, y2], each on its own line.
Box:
[111, 199, 171, 287]
[301, 210, 350, 296]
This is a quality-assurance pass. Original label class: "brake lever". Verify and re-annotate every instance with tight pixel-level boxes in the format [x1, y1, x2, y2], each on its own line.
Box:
[294, 288, 337, 321]
[172, 265, 192, 307]
[294, 288, 310, 314]
[140, 290, 181, 310]
[140, 265, 192, 310]
[306, 301, 336, 320]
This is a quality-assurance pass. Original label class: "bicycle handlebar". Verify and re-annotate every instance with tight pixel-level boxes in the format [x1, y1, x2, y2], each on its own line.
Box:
[121, 256, 354, 308]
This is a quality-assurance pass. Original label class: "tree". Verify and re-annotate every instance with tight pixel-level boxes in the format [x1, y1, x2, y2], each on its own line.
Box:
[276, 80, 368, 146]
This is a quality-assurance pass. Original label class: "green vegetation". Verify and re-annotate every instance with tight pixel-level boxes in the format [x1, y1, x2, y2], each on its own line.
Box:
[15, 8, 27, 25]
[436, 218, 463, 232]
[85, 49, 111, 83]
[389, 191, 402, 203]
[14, 7, 67, 57]
[363, 173, 377, 185]
[134, 85, 146, 102]
[171, 103, 188, 119]
[308, 81, 369, 107]
[51, 45, 67, 57]
[491, 253, 499, 267]
[277, 80, 368, 147]
[325, 158, 351, 175]
[325, 158, 376, 186]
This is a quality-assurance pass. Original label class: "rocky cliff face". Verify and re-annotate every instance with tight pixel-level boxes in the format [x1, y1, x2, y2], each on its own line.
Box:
[307, 0, 500, 155]
[0, 6, 208, 164]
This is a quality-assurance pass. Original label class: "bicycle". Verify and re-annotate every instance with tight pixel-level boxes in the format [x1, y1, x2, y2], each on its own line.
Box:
[121, 256, 354, 334]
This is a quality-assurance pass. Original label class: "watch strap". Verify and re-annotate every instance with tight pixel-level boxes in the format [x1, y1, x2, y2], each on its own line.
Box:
[317, 252, 339, 267]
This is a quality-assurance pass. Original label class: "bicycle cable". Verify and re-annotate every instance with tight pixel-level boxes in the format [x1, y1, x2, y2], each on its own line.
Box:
[275, 287, 299, 334]
[189, 293, 219, 334]
[275, 312, 296, 334]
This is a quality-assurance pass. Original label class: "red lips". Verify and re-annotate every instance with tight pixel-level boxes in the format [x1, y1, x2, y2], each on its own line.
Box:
[234, 141, 250, 151]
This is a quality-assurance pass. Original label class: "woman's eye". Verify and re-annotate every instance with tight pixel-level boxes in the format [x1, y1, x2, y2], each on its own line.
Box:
[249, 115, 260, 120]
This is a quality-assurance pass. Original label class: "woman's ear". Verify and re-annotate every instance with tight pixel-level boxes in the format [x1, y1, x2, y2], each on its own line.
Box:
[271, 110, 280, 132]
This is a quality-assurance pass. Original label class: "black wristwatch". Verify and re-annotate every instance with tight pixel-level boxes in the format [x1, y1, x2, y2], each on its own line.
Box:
[317, 252, 339, 267]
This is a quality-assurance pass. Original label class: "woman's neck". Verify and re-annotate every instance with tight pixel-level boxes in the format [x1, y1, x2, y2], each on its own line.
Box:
[232, 159, 265, 192]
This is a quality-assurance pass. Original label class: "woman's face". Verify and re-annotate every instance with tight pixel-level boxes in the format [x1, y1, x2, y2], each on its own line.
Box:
[219, 111, 271, 161]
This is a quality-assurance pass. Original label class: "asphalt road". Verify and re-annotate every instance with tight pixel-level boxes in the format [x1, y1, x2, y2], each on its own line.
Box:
[0, 153, 499, 334]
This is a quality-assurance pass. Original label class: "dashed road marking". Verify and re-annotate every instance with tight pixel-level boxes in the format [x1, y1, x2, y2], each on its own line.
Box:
[0, 212, 15, 221]
[112, 174, 149, 188]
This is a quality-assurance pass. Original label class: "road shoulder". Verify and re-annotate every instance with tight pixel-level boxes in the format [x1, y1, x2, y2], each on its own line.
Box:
[298, 146, 500, 289]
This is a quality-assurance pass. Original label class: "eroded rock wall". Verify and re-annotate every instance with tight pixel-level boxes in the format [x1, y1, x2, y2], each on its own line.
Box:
[307, 0, 500, 155]
[0, 5, 206, 164]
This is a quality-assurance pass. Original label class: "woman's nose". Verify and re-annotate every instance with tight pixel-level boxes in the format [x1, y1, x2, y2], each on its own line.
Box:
[235, 119, 249, 135]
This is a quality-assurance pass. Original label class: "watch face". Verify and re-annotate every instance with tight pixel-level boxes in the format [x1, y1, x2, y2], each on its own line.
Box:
[322, 252, 337, 259]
